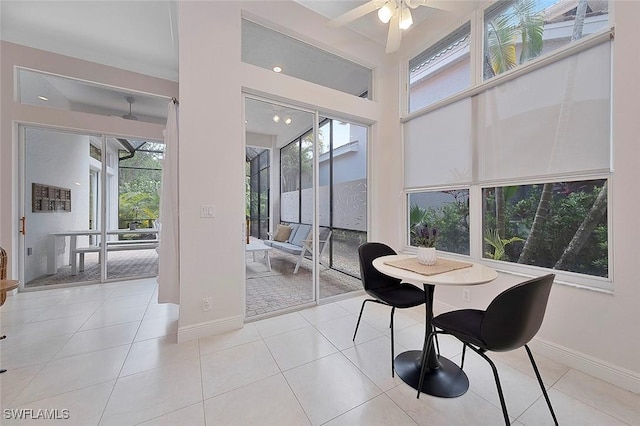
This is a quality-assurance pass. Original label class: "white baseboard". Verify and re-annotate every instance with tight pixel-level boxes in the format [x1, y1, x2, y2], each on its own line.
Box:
[177, 315, 244, 343]
[529, 339, 640, 394]
[432, 300, 640, 394]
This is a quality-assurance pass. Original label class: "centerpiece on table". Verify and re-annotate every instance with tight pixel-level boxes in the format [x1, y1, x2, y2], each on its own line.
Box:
[412, 222, 438, 265]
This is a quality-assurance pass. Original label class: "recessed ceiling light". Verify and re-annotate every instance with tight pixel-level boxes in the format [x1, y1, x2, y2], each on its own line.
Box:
[284, 117, 292, 125]
[272, 115, 280, 123]
[38, 96, 49, 101]
[74, 182, 81, 186]
[273, 66, 282, 73]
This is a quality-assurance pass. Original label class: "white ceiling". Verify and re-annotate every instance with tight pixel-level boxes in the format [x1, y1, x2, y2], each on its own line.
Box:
[0, 0, 468, 141]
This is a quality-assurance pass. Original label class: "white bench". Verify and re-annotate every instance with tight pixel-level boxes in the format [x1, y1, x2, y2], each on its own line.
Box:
[73, 240, 159, 273]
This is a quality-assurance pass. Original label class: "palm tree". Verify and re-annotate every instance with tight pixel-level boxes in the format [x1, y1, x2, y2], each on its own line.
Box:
[518, 0, 592, 265]
[484, 0, 544, 79]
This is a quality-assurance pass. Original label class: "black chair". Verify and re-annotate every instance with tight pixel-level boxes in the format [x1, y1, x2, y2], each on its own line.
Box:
[418, 273, 558, 425]
[353, 242, 426, 377]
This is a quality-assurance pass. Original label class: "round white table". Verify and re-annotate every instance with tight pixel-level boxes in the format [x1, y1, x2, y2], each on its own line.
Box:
[373, 254, 498, 398]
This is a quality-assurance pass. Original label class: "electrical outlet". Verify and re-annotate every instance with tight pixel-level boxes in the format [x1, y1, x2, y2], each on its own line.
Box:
[462, 289, 471, 302]
[202, 296, 212, 311]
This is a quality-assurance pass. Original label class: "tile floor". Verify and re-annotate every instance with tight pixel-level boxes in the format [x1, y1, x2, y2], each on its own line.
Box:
[1, 278, 639, 425]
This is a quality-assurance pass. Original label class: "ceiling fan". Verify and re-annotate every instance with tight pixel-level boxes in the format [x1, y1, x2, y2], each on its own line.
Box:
[328, 0, 450, 53]
[122, 96, 138, 121]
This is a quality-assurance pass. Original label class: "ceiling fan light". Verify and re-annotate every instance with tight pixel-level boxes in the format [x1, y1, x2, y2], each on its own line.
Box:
[399, 6, 413, 30]
[377, 3, 395, 24]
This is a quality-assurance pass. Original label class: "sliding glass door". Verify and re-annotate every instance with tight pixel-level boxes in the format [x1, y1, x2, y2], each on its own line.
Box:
[244, 96, 368, 319]
[21, 126, 162, 288]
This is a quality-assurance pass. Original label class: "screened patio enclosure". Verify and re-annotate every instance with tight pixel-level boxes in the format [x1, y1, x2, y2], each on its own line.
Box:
[245, 97, 367, 318]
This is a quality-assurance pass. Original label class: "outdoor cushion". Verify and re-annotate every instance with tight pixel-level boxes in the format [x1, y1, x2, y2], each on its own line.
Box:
[290, 224, 312, 247]
[273, 224, 292, 242]
[287, 223, 300, 242]
[269, 241, 303, 255]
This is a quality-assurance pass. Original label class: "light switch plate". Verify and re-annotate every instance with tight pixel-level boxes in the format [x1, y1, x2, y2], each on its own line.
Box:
[200, 205, 215, 218]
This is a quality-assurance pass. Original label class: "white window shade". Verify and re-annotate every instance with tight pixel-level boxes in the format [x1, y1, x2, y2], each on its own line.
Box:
[404, 98, 472, 188]
[477, 42, 611, 182]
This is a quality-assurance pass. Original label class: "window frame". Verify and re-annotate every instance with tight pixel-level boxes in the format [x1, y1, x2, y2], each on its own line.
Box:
[401, 3, 613, 291]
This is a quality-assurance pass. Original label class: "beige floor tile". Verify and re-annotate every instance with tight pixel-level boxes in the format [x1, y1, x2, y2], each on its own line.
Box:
[0, 363, 45, 409]
[3, 381, 115, 425]
[0, 308, 48, 329]
[518, 388, 628, 426]
[284, 352, 382, 425]
[264, 325, 339, 371]
[198, 323, 262, 356]
[387, 383, 506, 426]
[100, 293, 152, 310]
[100, 361, 202, 426]
[299, 303, 351, 325]
[200, 340, 280, 399]
[108, 281, 156, 298]
[133, 317, 177, 342]
[143, 303, 179, 321]
[54, 322, 139, 359]
[204, 374, 310, 425]
[8, 315, 89, 340]
[120, 336, 199, 377]
[11, 345, 129, 405]
[315, 313, 383, 350]
[553, 368, 640, 425]
[343, 336, 408, 392]
[0, 333, 73, 370]
[80, 304, 147, 331]
[138, 402, 205, 426]
[336, 294, 369, 315]
[33, 299, 103, 322]
[253, 311, 310, 338]
[324, 393, 418, 426]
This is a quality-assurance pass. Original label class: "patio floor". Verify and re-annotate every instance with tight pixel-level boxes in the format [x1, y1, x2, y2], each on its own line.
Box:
[245, 248, 363, 318]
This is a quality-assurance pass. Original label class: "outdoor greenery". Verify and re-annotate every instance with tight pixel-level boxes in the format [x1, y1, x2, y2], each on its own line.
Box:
[409, 190, 470, 255]
[483, 181, 608, 277]
[118, 143, 164, 233]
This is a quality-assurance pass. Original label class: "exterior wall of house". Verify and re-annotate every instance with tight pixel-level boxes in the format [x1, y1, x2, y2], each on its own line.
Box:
[401, 1, 640, 391]
[0, 41, 177, 280]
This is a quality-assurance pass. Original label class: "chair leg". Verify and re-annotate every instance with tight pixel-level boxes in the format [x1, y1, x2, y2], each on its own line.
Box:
[433, 326, 441, 355]
[352, 300, 370, 341]
[461, 343, 467, 369]
[390, 307, 396, 377]
[467, 345, 510, 425]
[417, 330, 436, 398]
[525, 345, 559, 426]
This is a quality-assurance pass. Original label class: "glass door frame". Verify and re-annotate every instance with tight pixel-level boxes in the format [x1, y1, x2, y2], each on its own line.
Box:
[17, 124, 161, 290]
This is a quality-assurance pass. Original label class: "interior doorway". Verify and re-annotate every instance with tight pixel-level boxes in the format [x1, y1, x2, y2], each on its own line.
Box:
[20, 125, 163, 289]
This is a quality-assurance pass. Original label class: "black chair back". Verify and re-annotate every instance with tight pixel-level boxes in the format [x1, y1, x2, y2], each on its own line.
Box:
[358, 243, 402, 291]
[481, 274, 555, 351]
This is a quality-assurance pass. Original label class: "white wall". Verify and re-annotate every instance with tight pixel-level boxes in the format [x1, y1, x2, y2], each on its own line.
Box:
[399, 1, 640, 391]
[24, 128, 90, 282]
[177, 0, 393, 341]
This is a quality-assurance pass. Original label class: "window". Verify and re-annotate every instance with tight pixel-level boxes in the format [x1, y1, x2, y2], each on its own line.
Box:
[242, 19, 373, 99]
[247, 149, 270, 240]
[483, 0, 609, 80]
[403, 2, 612, 288]
[408, 190, 470, 255]
[482, 180, 607, 278]
[408, 23, 471, 113]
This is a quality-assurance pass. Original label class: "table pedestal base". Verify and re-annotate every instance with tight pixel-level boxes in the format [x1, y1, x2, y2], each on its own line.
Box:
[395, 350, 469, 398]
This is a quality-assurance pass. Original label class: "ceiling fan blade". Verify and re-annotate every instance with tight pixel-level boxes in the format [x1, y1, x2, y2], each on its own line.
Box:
[385, 13, 401, 53]
[328, 0, 380, 27]
[406, 0, 456, 12]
